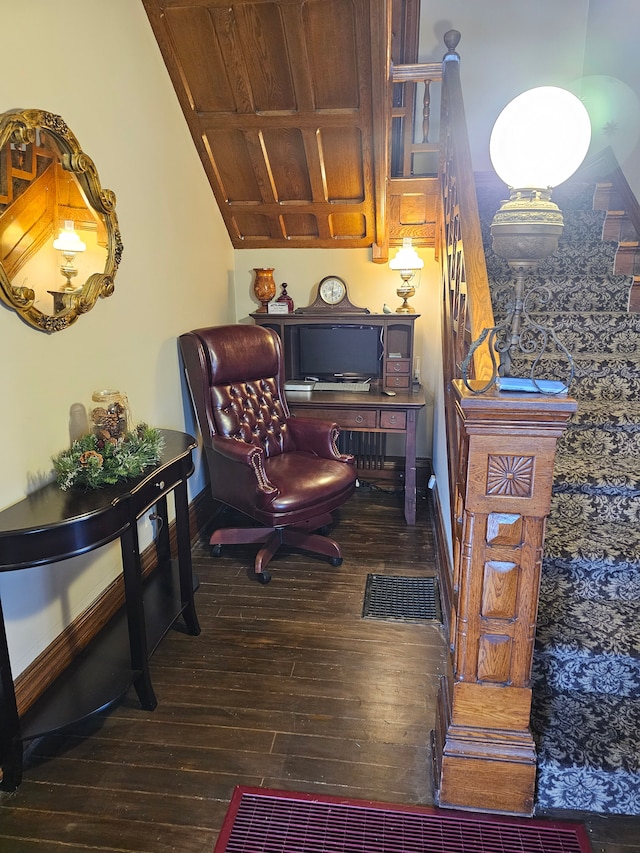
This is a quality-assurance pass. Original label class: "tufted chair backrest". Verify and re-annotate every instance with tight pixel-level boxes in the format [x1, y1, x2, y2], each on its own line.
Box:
[180, 325, 294, 458]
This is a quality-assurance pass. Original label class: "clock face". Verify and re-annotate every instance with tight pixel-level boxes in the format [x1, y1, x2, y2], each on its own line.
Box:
[319, 276, 347, 305]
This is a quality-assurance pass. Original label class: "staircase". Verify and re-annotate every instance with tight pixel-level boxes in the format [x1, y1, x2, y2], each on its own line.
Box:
[476, 176, 640, 816]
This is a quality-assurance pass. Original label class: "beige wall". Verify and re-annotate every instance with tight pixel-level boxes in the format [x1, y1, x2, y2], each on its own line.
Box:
[0, 0, 233, 676]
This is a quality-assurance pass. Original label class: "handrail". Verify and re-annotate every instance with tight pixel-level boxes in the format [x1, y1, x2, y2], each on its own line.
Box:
[436, 31, 495, 535]
[439, 34, 494, 380]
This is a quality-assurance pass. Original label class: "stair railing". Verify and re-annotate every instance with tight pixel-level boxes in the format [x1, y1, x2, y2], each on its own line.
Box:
[431, 31, 578, 816]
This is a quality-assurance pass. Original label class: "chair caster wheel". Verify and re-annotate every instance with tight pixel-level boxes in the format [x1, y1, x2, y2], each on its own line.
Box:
[330, 557, 343, 567]
[211, 544, 222, 558]
[256, 570, 272, 585]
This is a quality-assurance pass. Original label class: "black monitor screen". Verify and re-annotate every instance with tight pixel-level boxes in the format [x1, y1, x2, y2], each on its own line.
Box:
[298, 325, 382, 379]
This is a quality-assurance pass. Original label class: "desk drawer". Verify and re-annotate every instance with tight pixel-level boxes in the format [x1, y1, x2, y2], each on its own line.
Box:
[386, 374, 410, 389]
[386, 358, 410, 374]
[380, 410, 406, 430]
[294, 408, 378, 429]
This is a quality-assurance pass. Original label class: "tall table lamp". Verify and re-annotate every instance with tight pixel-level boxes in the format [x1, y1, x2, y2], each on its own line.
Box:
[389, 237, 424, 313]
[463, 86, 591, 393]
[53, 221, 87, 292]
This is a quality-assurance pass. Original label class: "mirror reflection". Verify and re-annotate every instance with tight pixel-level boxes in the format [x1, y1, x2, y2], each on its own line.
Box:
[0, 109, 123, 332]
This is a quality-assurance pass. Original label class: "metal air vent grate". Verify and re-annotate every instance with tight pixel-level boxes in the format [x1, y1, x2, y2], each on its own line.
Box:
[362, 574, 440, 621]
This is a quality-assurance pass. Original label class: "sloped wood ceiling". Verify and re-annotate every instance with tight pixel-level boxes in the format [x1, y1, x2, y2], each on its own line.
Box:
[143, 0, 391, 250]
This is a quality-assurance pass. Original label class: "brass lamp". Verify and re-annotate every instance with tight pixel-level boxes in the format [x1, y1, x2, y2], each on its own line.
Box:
[389, 237, 424, 313]
[463, 86, 591, 393]
[53, 221, 86, 291]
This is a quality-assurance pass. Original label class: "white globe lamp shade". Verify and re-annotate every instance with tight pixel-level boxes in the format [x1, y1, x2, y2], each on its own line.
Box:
[490, 86, 591, 190]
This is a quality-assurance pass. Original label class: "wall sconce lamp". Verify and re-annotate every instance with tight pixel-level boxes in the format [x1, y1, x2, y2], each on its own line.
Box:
[462, 86, 591, 393]
[53, 221, 86, 291]
[389, 237, 424, 313]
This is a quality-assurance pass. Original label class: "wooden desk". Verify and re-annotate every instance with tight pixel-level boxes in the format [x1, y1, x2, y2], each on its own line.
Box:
[0, 429, 199, 790]
[286, 388, 425, 525]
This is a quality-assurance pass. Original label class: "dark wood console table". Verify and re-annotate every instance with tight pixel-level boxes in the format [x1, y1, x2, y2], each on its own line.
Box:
[0, 429, 199, 790]
[286, 388, 424, 525]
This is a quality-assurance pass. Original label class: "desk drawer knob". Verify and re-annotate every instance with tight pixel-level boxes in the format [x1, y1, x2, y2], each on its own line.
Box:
[155, 480, 165, 490]
[355, 415, 364, 424]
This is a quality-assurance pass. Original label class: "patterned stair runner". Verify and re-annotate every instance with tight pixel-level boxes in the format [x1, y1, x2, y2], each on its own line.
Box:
[477, 178, 640, 816]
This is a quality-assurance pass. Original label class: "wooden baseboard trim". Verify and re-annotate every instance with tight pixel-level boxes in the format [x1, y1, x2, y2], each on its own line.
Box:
[14, 486, 216, 716]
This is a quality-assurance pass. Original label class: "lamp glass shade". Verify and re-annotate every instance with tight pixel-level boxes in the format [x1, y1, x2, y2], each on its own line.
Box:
[490, 86, 591, 189]
[389, 238, 424, 271]
[53, 223, 86, 253]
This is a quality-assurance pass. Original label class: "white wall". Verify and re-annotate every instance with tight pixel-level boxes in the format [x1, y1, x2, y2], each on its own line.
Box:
[583, 0, 640, 196]
[419, 1, 591, 173]
[0, 0, 233, 676]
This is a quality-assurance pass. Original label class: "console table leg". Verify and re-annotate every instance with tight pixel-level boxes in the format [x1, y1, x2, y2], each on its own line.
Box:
[0, 597, 23, 790]
[0, 737, 23, 792]
[120, 526, 157, 711]
[174, 480, 200, 636]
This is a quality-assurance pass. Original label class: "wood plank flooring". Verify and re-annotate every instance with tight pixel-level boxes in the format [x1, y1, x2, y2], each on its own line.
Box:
[0, 486, 637, 852]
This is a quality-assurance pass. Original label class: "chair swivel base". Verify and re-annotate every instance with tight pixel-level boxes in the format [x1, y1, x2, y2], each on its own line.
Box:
[209, 514, 343, 583]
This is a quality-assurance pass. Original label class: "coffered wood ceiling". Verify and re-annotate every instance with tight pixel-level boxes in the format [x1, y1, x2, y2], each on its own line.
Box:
[143, 0, 391, 251]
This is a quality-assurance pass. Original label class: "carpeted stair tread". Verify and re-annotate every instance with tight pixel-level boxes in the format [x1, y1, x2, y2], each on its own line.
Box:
[543, 515, 640, 565]
[501, 312, 640, 354]
[551, 490, 640, 526]
[558, 424, 640, 456]
[490, 275, 632, 314]
[541, 556, 640, 602]
[531, 688, 640, 777]
[507, 353, 640, 397]
[568, 400, 640, 427]
[533, 647, 640, 698]
[552, 453, 640, 493]
[535, 597, 640, 660]
[534, 761, 640, 815]
[502, 365, 640, 401]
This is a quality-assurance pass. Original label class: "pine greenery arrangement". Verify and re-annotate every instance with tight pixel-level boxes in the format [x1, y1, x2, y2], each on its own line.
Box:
[53, 424, 164, 491]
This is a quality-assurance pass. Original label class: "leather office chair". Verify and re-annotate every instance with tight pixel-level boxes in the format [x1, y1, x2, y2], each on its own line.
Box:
[179, 324, 357, 583]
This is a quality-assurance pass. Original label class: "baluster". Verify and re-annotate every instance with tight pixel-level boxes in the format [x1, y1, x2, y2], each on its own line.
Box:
[422, 79, 431, 143]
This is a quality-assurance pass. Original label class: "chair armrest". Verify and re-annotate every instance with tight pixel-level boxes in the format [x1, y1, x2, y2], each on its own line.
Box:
[211, 436, 279, 497]
[287, 417, 354, 463]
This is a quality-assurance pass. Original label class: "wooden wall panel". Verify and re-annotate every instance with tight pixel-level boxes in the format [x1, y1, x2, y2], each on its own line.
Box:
[142, 0, 390, 250]
[262, 128, 312, 202]
[204, 129, 264, 202]
[320, 127, 365, 202]
[233, 4, 297, 111]
[163, 7, 236, 112]
[303, 1, 360, 109]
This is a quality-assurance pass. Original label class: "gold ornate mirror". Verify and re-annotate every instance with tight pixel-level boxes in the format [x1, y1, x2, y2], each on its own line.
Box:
[0, 108, 123, 332]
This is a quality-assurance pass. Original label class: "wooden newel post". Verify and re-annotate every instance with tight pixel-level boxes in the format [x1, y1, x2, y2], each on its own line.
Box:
[433, 380, 577, 815]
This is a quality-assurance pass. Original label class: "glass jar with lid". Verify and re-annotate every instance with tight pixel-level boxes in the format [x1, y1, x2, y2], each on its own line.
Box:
[89, 390, 131, 440]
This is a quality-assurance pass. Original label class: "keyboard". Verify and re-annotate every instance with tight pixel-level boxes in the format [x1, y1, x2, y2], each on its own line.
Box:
[313, 381, 371, 392]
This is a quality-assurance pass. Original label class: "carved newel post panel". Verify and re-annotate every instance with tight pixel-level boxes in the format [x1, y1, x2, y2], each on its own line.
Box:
[434, 380, 577, 815]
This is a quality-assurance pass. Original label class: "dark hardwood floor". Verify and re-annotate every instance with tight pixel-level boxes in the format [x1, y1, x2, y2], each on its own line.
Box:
[0, 486, 638, 852]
